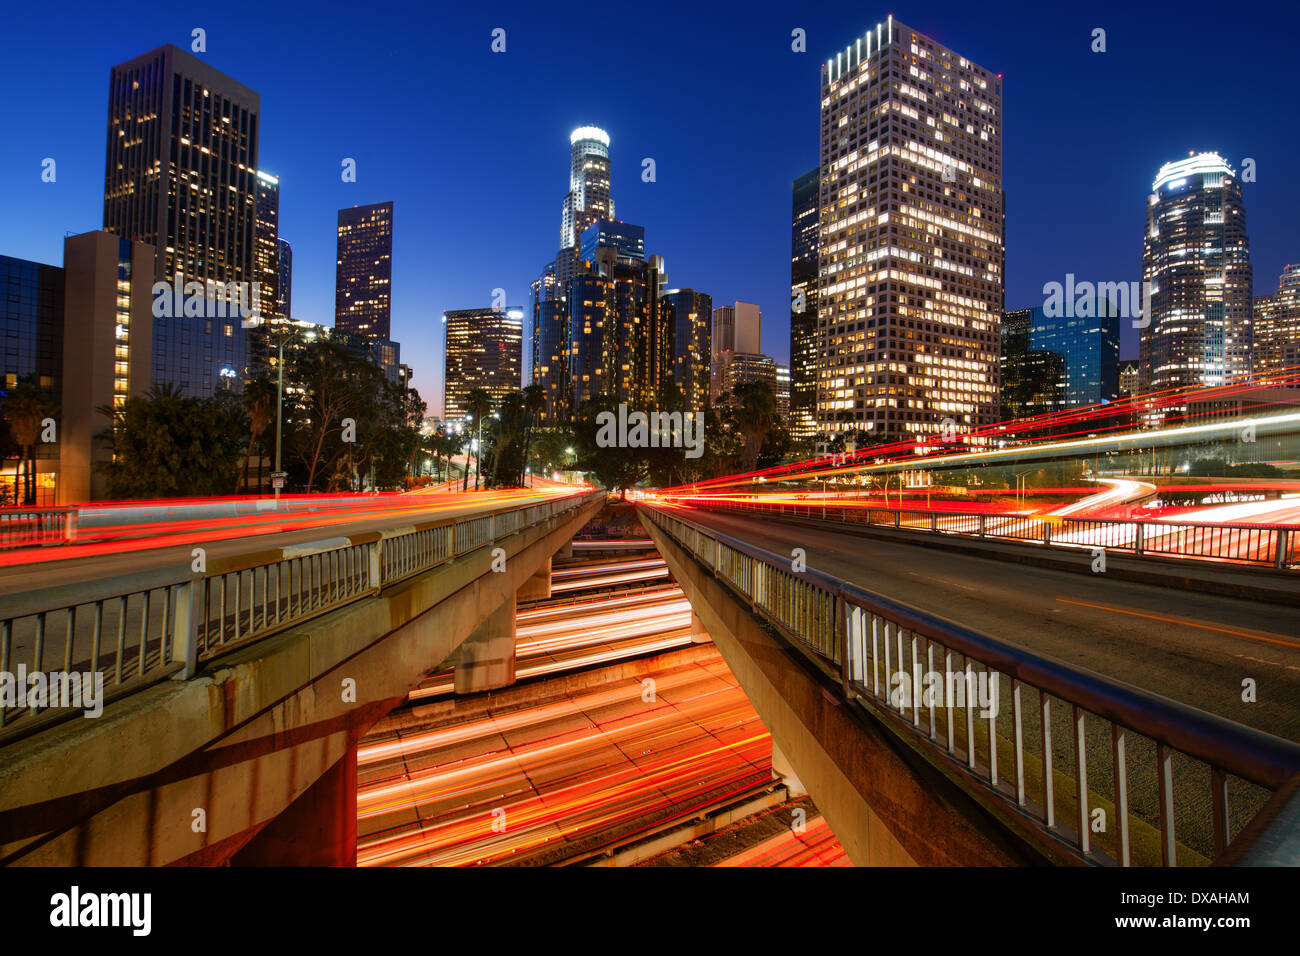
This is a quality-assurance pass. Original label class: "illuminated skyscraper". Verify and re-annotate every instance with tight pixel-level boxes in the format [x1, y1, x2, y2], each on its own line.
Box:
[443, 307, 523, 423]
[254, 170, 280, 318]
[1252, 264, 1300, 378]
[817, 17, 1003, 444]
[790, 168, 819, 440]
[561, 127, 614, 250]
[1140, 153, 1252, 403]
[661, 288, 712, 410]
[103, 44, 260, 286]
[567, 246, 666, 412]
[557, 127, 614, 289]
[336, 201, 393, 337]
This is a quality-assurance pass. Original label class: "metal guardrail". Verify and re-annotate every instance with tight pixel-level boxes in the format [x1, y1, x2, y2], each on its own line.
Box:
[0, 508, 77, 549]
[0, 491, 602, 743]
[641, 503, 1300, 867]
[674, 497, 1298, 570]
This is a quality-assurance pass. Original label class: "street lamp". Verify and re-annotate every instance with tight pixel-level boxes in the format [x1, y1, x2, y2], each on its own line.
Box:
[267, 321, 305, 501]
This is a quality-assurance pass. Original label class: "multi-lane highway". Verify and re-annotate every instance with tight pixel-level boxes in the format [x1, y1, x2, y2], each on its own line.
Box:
[357, 653, 774, 866]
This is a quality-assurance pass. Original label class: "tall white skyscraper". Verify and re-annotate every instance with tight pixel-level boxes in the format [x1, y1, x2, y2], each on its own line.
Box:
[816, 17, 1003, 444]
[1140, 153, 1252, 405]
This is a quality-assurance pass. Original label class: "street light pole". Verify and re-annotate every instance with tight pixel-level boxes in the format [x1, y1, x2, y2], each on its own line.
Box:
[274, 335, 284, 500]
[474, 415, 483, 490]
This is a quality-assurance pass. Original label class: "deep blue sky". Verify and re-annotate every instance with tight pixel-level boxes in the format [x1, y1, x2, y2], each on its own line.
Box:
[3, 0, 1298, 416]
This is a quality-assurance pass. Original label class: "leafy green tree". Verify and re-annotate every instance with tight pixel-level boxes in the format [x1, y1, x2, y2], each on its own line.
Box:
[572, 394, 646, 498]
[484, 391, 528, 488]
[96, 384, 245, 498]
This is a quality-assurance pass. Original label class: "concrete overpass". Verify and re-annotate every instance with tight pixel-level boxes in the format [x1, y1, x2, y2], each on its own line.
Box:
[0, 490, 602, 866]
[638, 501, 1300, 868]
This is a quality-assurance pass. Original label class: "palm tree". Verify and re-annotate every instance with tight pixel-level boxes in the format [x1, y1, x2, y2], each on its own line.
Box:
[734, 381, 778, 472]
[465, 388, 493, 490]
[242, 379, 275, 494]
[3, 378, 56, 506]
[520, 384, 546, 486]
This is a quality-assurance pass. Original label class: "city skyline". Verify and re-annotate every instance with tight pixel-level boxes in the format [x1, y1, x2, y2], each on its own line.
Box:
[2, 1, 1298, 417]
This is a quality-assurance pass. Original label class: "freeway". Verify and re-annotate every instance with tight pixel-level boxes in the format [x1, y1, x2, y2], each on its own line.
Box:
[658, 506, 1300, 745]
[0, 487, 582, 596]
[357, 652, 773, 866]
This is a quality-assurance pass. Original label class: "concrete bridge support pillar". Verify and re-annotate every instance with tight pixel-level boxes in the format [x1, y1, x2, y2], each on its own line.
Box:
[556, 541, 574, 559]
[690, 610, 711, 644]
[517, 556, 552, 601]
[231, 736, 358, 867]
[772, 739, 807, 798]
[453, 598, 517, 694]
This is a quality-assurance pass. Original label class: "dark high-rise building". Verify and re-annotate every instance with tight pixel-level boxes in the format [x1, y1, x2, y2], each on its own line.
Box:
[0, 252, 64, 505]
[660, 288, 712, 411]
[0, 255, 64, 396]
[1140, 153, 1252, 407]
[1000, 308, 1064, 420]
[566, 225, 669, 412]
[817, 17, 1003, 444]
[276, 237, 293, 318]
[336, 201, 394, 337]
[531, 263, 567, 421]
[790, 168, 819, 440]
[1000, 304, 1119, 416]
[254, 170, 280, 318]
[1252, 264, 1300, 378]
[567, 249, 669, 413]
[103, 44, 260, 286]
[443, 307, 523, 423]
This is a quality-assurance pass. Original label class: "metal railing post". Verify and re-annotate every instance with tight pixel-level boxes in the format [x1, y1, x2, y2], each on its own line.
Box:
[170, 578, 201, 680]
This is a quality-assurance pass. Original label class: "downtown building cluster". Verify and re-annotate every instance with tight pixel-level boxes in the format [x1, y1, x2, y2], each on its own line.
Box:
[1, 44, 411, 504]
[526, 127, 704, 425]
[789, 19, 1299, 449]
[448, 126, 787, 433]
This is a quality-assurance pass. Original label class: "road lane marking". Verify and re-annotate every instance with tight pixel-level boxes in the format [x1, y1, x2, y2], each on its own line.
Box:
[1056, 598, 1300, 650]
[1234, 654, 1300, 674]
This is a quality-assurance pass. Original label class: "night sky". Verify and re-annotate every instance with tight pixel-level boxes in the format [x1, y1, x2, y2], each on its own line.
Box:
[2, 0, 1297, 415]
